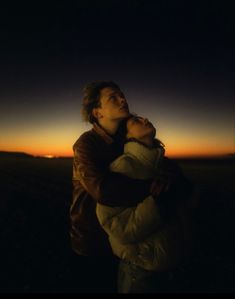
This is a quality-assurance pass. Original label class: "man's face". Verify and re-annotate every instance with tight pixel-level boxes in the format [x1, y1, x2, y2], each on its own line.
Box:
[94, 87, 130, 121]
[126, 116, 156, 140]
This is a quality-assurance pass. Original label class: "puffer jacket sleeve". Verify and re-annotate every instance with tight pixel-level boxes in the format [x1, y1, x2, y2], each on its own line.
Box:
[96, 195, 163, 244]
[96, 153, 163, 244]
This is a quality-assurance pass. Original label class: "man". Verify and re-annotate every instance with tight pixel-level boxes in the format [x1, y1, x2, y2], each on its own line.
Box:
[70, 81, 163, 292]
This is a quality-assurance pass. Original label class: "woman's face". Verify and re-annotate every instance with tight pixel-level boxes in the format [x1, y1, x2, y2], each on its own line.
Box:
[126, 116, 156, 140]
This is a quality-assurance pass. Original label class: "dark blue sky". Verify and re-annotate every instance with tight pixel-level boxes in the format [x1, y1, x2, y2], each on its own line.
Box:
[0, 0, 234, 157]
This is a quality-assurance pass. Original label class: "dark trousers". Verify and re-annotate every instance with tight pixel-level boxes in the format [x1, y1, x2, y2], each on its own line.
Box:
[118, 259, 192, 293]
[68, 251, 119, 293]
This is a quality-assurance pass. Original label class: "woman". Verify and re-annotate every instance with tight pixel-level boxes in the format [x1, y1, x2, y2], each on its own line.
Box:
[96, 115, 195, 293]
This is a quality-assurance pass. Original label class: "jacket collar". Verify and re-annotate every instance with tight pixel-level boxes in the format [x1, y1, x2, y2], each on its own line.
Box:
[124, 141, 164, 170]
[92, 123, 114, 145]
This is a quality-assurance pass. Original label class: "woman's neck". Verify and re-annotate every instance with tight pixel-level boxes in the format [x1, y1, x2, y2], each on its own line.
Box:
[137, 137, 153, 148]
[127, 137, 154, 148]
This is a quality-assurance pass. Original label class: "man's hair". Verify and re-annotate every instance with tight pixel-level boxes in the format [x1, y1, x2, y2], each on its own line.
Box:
[81, 81, 121, 123]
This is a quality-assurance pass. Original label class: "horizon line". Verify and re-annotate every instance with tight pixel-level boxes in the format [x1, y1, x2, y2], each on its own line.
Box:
[1, 150, 234, 160]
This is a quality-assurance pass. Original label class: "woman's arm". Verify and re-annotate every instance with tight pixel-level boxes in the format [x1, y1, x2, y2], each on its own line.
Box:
[96, 195, 163, 244]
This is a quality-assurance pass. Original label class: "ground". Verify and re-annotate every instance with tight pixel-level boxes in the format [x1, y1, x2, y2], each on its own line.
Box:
[0, 157, 234, 293]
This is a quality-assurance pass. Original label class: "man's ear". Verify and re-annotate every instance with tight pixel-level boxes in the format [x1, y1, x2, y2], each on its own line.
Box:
[92, 108, 103, 120]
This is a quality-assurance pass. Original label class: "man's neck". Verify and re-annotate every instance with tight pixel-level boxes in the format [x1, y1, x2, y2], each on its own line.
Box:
[98, 119, 120, 136]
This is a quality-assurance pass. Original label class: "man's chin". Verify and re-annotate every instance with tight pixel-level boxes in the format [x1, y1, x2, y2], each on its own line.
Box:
[119, 111, 130, 118]
[118, 113, 130, 119]
[115, 115, 129, 123]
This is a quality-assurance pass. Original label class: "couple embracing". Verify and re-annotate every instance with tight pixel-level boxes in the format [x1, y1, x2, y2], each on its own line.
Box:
[70, 81, 196, 293]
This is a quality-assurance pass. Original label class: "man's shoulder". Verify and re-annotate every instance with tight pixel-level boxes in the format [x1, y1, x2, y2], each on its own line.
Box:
[73, 129, 98, 150]
[77, 129, 96, 141]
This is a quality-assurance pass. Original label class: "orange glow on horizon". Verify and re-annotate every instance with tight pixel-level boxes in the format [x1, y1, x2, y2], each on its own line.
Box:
[1, 124, 234, 158]
[164, 145, 234, 158]
[0, 145, 233, 159]
[0, 146, 73, 157]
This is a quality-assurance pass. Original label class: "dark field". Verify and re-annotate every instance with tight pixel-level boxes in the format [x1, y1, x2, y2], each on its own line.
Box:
[0, 157, 234, 293]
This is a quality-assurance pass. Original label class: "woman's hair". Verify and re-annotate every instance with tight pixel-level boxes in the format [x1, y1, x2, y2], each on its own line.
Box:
[81, 81, 121, 123]
[125, 137, 165, 150]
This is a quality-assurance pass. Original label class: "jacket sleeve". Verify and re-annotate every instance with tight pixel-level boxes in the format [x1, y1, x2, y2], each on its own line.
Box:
[96, 195, 163, 244]
[73, 136, 151, 207]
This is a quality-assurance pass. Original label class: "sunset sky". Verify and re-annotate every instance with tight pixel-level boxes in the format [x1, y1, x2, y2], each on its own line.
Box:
[1, 1, 234, 158]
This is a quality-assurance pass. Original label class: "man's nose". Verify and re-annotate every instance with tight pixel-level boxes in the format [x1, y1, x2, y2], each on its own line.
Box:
[120, 97, 127, 105]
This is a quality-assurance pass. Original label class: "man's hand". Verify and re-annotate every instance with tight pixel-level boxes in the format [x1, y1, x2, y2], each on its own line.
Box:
[150, 175, 171, 197]
[161, 157, 183, 177]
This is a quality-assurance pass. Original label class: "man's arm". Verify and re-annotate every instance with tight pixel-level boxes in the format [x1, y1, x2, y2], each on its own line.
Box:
[73, 136, 151, 207]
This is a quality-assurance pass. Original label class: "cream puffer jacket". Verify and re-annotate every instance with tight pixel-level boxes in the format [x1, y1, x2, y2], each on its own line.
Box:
[96, 141, 190, 271]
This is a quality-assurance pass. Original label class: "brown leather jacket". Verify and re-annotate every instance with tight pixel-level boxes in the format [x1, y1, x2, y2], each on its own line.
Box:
[70, 123, 151, 256]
